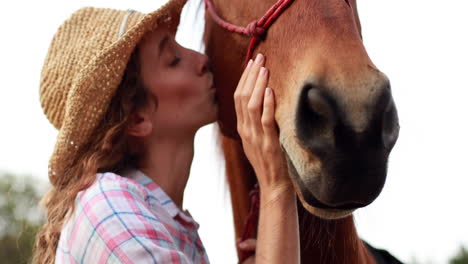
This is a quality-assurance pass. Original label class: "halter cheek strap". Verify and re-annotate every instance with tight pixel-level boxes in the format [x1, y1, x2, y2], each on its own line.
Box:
[238, 184, 260, 262]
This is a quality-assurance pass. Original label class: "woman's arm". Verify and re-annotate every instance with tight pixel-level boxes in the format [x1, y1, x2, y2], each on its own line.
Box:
[234, 53, 300, 264]
[257, 184, 299, 264]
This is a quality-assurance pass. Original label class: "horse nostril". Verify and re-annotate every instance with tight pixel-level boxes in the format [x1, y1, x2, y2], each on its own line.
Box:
[373, 81, 399, 150]
[296, 85, 337, 158]
[381, 98, 399, 150]
[307, 88, 336, 126]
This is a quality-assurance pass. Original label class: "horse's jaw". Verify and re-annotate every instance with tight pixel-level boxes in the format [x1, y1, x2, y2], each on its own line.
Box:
[281, 143, 356, 220]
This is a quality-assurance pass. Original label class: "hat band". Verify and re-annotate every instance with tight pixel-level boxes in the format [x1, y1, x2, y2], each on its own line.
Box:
[118, 9, 136, 39]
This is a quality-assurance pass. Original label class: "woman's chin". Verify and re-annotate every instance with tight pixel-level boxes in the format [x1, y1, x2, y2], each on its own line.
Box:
[197, 108, 218, 128]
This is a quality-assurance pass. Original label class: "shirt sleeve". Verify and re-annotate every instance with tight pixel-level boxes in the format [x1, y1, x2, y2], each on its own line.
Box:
[65, 174, 192, 264]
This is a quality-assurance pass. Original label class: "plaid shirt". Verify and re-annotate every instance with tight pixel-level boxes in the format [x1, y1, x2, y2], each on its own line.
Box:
[55, 169, 210, 264]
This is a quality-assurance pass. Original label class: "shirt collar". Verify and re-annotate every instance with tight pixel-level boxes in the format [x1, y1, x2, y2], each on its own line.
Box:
[121, 168, 200, 229]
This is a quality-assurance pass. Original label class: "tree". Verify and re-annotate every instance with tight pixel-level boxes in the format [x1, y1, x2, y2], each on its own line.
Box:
[450, 246, 468, 264]
[0, 172, 47, 264]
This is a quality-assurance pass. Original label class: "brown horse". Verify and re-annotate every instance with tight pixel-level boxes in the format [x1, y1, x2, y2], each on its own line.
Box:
[203, 0, 400, 263]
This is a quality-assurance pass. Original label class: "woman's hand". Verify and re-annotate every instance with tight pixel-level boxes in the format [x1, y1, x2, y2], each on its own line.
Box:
[234, 53, 291, 191]
[234, 54, 301, 263]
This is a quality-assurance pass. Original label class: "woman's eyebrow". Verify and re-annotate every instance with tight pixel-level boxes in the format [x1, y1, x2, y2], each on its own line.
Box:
[158, 34, 170, 59]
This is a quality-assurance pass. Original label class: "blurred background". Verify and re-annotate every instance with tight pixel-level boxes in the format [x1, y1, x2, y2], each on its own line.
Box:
[0, 0, 467, 263]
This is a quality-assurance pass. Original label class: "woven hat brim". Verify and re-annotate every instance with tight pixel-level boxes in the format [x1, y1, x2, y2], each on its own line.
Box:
[48, 0, 187, 183]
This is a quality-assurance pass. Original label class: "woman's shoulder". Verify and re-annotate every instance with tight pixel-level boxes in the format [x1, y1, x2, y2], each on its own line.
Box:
[57, 172, 189, 263]
[77, 171, 150, 205]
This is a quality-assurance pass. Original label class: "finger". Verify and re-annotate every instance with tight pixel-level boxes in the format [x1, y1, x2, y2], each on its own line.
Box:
[241, 54, 265, 123]
[238, 238, 257, 251]
[237, 59, 253, 91]
[261, 87, 278, 137]
[242, 54, 264, 99]
[234, 59, 254, 128]
[247, 67, 269, 132]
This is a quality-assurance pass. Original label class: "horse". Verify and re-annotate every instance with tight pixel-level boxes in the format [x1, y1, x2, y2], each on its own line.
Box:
[202, 0, 400, 263]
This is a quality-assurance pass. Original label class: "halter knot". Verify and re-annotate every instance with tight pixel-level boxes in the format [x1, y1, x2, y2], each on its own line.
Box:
[204, 0, 294, 63]
[246, 21, 266, 39]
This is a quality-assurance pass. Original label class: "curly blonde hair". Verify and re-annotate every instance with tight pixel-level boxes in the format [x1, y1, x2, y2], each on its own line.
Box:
[33, 48, 152, 264]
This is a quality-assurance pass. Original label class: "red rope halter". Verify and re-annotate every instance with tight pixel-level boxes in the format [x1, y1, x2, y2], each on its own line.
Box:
[204, 0, 294, 65]
[238, 184, 260, 261]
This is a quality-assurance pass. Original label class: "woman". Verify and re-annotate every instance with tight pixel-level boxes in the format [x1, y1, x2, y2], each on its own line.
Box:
[33, 0, 299, 263]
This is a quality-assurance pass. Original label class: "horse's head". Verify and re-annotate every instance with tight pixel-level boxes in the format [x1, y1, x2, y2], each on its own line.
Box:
[205, 0, 399, 219]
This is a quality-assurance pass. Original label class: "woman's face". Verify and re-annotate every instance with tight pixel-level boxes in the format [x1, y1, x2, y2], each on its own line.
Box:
[138, 27, 218, 135]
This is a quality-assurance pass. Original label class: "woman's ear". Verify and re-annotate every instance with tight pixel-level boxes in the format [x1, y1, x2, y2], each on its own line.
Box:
[126, 107, 153, 137]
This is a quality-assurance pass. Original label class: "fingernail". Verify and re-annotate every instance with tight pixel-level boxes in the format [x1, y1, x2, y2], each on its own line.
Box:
[260, 67, 267, 76]
[246, 59, 253, 69]
[238, 241, 247, 248]
[255, 53, 264, 64]
[266, 87, 271, 96]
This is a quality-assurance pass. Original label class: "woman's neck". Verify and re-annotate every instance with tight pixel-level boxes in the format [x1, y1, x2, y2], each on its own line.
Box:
[138, 133, 195, 210]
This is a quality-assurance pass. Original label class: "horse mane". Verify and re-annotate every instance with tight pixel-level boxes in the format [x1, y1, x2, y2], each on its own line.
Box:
[179, 0, 257, 238]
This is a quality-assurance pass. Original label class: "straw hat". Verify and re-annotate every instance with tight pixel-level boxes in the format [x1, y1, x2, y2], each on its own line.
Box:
[40, 0, 187, 184]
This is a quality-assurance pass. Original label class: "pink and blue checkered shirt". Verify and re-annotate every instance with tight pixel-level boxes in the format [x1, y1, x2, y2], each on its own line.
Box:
[55, 169, 210, 263]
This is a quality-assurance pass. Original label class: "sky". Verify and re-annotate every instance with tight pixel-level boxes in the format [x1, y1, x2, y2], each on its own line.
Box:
[0, 0, 467, 263]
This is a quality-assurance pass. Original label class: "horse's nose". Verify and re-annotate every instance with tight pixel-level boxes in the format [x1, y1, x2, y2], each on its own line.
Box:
[296, 80, 399, 159]
[295, 79, 399, 206]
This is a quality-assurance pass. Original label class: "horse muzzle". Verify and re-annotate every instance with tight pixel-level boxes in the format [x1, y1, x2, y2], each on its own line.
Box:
[279, 73, 400, 218]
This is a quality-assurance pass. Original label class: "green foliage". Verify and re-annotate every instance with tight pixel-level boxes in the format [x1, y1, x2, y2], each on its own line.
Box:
[0, 172, 47, 264]
[450, 246, 468, 264]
